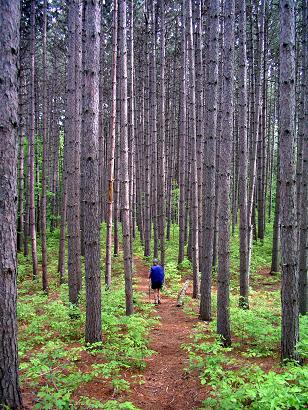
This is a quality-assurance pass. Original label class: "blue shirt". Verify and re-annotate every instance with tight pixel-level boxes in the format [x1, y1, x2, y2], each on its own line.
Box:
[150, 265, 164, 284]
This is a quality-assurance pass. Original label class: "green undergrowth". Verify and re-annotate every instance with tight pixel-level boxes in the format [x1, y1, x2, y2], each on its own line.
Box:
[133, 223, 278, 299]
[17, 228, 155, 409]
[182, 292, 308, 409]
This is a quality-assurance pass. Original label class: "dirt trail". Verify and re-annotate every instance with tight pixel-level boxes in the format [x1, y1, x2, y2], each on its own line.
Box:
[122, 257, 207, 410]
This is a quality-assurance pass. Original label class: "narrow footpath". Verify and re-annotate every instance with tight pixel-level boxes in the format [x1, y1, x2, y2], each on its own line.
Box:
[122, 257, 207, 410]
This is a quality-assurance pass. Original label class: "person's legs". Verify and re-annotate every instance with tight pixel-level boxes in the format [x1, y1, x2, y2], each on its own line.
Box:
[154, 289, 158, 304]
[157, 288, 161, 304]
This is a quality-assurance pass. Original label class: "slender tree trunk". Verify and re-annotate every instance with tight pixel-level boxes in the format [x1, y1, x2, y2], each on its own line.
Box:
[158, 0, 166, 267]
[41, 0, 48, 293]
[83, 0, 102, 344]
[200, 0, 220, 320]
[271, 128, 281, 273]
[238, 0, 249, 309]
[150, 0, 159, 260]
[247, 0, 265, 276]
[29, 0, 38, 279]
[178, 0, 187, 265]
[144, 10, 151, 258]
[105, 0, 118, 288]
[0, 0, 23, 406]
[120, 0, 134, 315]
[187, 0, 200, 298]
[17, 73, 25, 253]
[279, 0, 299, 362]
[113, 150, 119, 256]
[217, 0, 235, 347]
[213, 14, 224, 268]
[299, 0, 308, 315]
[23, 142, 30, 257]
[66, 0, 82, 305]
[58, 182, 67, 284]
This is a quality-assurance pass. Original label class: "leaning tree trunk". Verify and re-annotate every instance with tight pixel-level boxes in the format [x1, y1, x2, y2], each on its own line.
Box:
[0, 0, 23, 406]
[83, 0, 102, 344]
[279, 0, 299, 362]
[120, 0, 134, 315]
[217, 0, 235, 347]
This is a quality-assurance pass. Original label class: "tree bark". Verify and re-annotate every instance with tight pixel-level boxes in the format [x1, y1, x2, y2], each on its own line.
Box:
[237, 0, 249, 309]
[0, 0, 23, 406]
[83, 0, 102, 344]
[200, 0, 220, 320]
[105, 0, 118, 288]
[158, 0, 166, 267]
[66, 0, 82, 305]
[41, 0, 48, 293]
[120, 0, 134, 316]
[299, 0, 308, 315]
[217, 0, 235, 347]
[29, 0, 38, 279]
[279, 0, 299, 362]
[178, 0, 187, 265]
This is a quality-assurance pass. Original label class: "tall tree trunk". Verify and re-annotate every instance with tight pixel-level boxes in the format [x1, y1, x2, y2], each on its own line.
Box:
[29, 0, 38, 279]
[238, 0, 249, 309]
[144, 10, 151, 258]
[158, 0, 166, 267]
[187, 0, 200, 298]
[120, 0, 134, 315]
[271, 128, 281, 273]
[178, 0, 187, 265]
[105, 0, 118, 288]
[299, 0, 308, 315]
[247, 0, 265, 276]
[150, 0, 159, 260]
[200, 0, 220, 320]
[41, 0, 48, 293]
[217, 0, 235, 347]
[0, 0, 23, 406]
[279, 0, 299, 362]
[66, 0, 82, 305]
[17, 71, 25, 253]
[23, 142, 30, 257]
[58, 181, 67, 284]
[83, 0, 102, 344]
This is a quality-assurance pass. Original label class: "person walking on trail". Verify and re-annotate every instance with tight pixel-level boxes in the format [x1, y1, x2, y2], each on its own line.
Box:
[149, 258, 164, 305]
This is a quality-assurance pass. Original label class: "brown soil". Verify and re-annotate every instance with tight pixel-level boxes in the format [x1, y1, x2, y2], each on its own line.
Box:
[252, 267, 280, 292]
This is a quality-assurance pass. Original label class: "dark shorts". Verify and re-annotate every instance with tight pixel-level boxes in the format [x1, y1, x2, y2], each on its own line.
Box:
[151, 281, 163, 290]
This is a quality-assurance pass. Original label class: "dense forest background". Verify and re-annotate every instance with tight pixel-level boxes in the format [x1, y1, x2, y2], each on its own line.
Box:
[0, 0, 307, 408]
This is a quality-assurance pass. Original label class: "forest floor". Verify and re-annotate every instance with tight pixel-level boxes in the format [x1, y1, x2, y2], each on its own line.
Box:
[76, 257, 208, 409]
[18, 228, 308, 409]
[122, 258, 207, 410]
